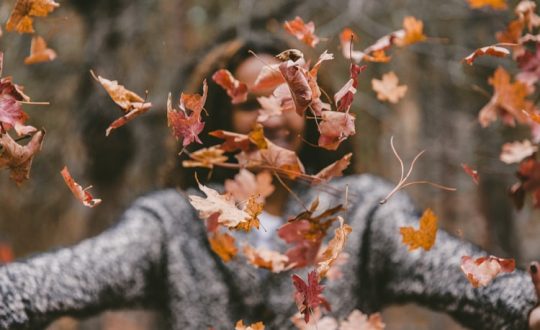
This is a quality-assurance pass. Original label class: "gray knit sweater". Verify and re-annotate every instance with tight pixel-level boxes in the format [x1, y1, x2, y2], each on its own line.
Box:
[0, 174, 536, 329]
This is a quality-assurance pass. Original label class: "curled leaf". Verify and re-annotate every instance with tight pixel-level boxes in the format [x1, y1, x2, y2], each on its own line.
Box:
[212, 69, 248, 104]
[318, 111, 356, 151]
[313, 153, 352, 184]
[182, 146, 227, 169]
[283, 16, 320, 48]
[60, 166, 102, 208]
[316, 217, 352, 279]
[460, 255, 515, 287]
[6, 0, 59, 34]
[463, 45, 510, 65]
[279, 60, 312, 116]
[243, 244, 290, 273]
[0, 130, 44, 185]
[461, 163, 480, 185]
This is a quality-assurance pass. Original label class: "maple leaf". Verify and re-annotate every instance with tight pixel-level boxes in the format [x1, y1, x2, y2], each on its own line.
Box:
[90, 71, 152, 136]
[60, 166, 102, 208]
[395, 17, 427, 47]
[316, 217, 352, 280]
[283, 16, 320, 48]
[212, 69, 248, 104]
[6, 0, 59, 34]
[460, 255, 515, 287]
[243, 244, 290, 273]
[235, 320, 265, 330]
[182, 146, 228, 169]
[224, 169, 275, 203]
[500, 140, 538, 164]
[248, 123, 268, 149]
[233, 195, 263, 232]
[371, 72, 407, 104]
[400, 208, 437, 251]
[189, 183, 250, 228]
[279, 60, 312, 116]
[24, 35, 57, 65]
[478, 67, 531, 128]
[208, 231, 237, 262]
[167, 87, 206, 147]
[339, 310, 385, 330]
[292, 270, 330, 323]
[463, 45, 510, 65]
[318, 111, 356, 151]
[290, 309, 338, 330]
[461, 163, 480, 185]
[516, 44, 540, 87]
[467, 0, 507, 10]
[252, 64, 285, 93]
[179, 79, 208, 116]
[209, 130, 253, 152]
[313, 153, 352, 184]
[0, 130, 44, 185]
[496, 20, 524, 44]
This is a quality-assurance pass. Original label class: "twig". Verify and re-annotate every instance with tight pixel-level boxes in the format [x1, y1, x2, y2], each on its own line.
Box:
[273, 171, 308, 212]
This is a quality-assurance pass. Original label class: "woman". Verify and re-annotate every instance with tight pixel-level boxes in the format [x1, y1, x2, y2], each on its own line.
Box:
[0, 35, 538, 330]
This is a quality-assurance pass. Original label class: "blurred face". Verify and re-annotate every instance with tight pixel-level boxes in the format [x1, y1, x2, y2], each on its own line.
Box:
[232, 55, 305, 152]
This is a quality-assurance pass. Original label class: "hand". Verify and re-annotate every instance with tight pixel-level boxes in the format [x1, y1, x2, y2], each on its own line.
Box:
[529, 262, 540, 330]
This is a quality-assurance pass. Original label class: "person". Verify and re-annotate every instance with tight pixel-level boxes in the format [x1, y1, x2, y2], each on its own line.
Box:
[0, 35, 538, 330]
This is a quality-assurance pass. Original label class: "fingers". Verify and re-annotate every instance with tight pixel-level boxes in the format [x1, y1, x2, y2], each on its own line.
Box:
[530, 262, 540, 300]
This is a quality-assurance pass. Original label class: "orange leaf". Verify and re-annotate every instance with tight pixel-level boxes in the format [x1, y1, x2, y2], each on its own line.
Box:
[182, 146, 227, 169]
[208, 231, 237, 262]
[248, 123, 268, 149]
[60, 166, 102, 208]
[283, 16, 320, 48]
[179, 79, 208, 117]
[212, 69, 248, 104]
[235, 320, 265, 330]
[90, 71, 152, 136]
[224, 169, 275, 203]
[6, 0, 59, 34]
[463, 45, 510, 65]
[400, 208, 437, 251]
[467, 0, 507, 10]
[243, 244, 290, 273]
[24, 35, 57, 65]
[396, 16, 427, 47]
[0, 130, 44, 185]
[460, 255, 515, 287]
[0, 242, 14, 264]
[313, 153, 352, 184]
[371, 71, 407, 104]
[233, 195, 263, 232]
[316, 217, 352, 279]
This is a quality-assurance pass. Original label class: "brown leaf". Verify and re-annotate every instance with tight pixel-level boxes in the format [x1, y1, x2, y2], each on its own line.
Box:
[182, 146, 228, 169]
[212, 69, 248, 104]
[6, 0, 59, 34]
[395, 17, 427, 47]
[313, 153, 352, 184]
[0, 130, 44, 184]
[248, 123, 268, 149]
[283, 17, 320, 48]
[460, 255, 515, 287]
[168, 86, 206, 147]
[60, 166, 102, 208]
[251, 64, 285, 93]
[316, 217, 352, 279]
[0, 72, 34, 136]
[24, 35, 57, 65]
[463, 45, 510, 65]
[371, 72, 407, 104]
[292, 270, 330, 323]
[279, 60, 312, 116]
[400, 208, 437, 251]
[208, 231, 237, 262]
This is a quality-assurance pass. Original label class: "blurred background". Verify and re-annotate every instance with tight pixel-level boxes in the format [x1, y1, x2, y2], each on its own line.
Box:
[0, 0, 537, 329]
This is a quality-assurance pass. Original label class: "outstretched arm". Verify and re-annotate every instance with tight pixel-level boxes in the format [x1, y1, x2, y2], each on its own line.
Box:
[0, 198, 167, 330]
[363, 193, 537, 329]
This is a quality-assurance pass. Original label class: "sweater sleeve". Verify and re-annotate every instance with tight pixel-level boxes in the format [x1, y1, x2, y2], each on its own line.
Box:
[0, 194, 168, 330]
[363, 192, 537, 329]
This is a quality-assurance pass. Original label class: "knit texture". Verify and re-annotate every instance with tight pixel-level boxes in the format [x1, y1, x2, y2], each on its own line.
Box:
[0, 174, 536, 329]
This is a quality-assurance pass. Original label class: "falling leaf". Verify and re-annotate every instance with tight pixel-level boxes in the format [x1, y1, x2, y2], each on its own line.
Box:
[460, 255, 515, 287]
[209, 130, 253, 152]
[90, 71, 152, 136]
[500, 140, 538, 164]
[243, 244, 290, 273]
[248, 123, 268, 149]
[167, 85, 206, 147]
[316, 217, 352, 279]
[189, 183, 250, 228]
[212, 69, 248, 104]
[0, 242, 14, 264]
[467, 0, 507, 10]
[224, 169, 275, 203]
[461, 163, 480, 185]
[182, 146, 228, 169]
[251, 64, 285, 93]
[478, 67, 531, 127]
[371, 72, 408, 104]
[60, 166, 102, 208]
[235, 320, 265, 330]
[24, 35, 57, 65]
[463, 45, 510, 65]
[318, 111, 356, 151]
[291, 309, 338, 330]
[339, 310, 385, 330]
[0, 74, 34, 136]
[0, 130, 44, 185]
[400, 208, 437, 251]
[279, 60, 312, 116]
[208, 231, 237, 262]
[510, 156, 540, 209]
[496, 19, 524, 44]
[6, 0, 59, 34]
[313, 153, 352, 184]
[516, 1, 540, 31]
[292, 270, 331, 323]
[334, 64, 365, 113]
[233, 195, 263, 232]
[283, 16, 320, 48]
[308, 51, 334, 115]
[395, 16, 427, 47]
[340, 28, 364, 63]
[256, 95, 283, 123]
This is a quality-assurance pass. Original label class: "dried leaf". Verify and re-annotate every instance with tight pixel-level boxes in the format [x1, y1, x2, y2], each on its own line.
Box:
[400, 208, 437, 251]
[339, 310, 385, 330]
[235, 320, 265, 330]
[0, 242, 14, 264]
[248, 123, 268, 149]
[510, 156, 540, 209]
[395, 17, 427, 47]
[182, 146, 227, 169]
[24, 35, 57, 65]
[0, 74, 34, 136]
[500, 140, 538, 164]
[251, 64, 285, 93]
[334, 64, 365, 112]
[6, 0, 59, 33]
[292, 270, 330, 323]
[316, 217, 352, 279]
[460, 255, 515, 287]
[224, 169, 275, 203]
[291, 309, 338, 330]
[371, 72, 407, 104]
[208, 231, 237, 262]
[212, 69, 248, 104]
[180, 79, 208, 116]
[467, 0, 507, 10]
[0, 130, 44, 184]
[233, 195, 263, 232]
[279, 60, 312, 116]
[340, 28, 365, 63]
[91, 71, 152, 136]
[313, 153, 352, 184]
[318, 111, 356, 151]
[243, 244, 290, 273]
[463, 45, 510, 65]
[60, 166, 102, 208]
[461, 163, 480, 185]
[283, 17, 320, 48]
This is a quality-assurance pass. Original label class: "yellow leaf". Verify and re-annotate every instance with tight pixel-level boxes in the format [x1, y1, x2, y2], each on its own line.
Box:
[208, 232, 237, 262]
[400, 208, 437, 251]
[467, 0, 507, 10]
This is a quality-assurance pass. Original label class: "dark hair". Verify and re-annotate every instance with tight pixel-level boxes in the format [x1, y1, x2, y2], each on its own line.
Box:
[162, 33, 356, 189]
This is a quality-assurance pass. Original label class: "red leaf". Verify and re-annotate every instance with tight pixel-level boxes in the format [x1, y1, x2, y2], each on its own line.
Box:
[317, 111, 356, 151]
[461, 163, 480, 185]
[291, 270, 330, 323]
[460, 255, 515, 287]
[0, 130, 44, 184]
[463, 45, 510, 65]
[167, 90, 205, 147]
[212, 69, 248, 104]
[334, 64, 365, 112]
[60, 166, 102, 207]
